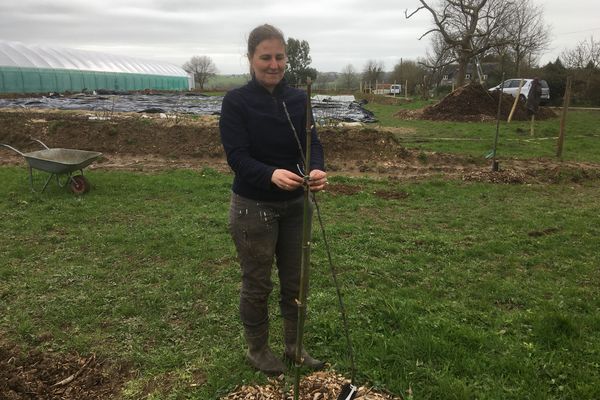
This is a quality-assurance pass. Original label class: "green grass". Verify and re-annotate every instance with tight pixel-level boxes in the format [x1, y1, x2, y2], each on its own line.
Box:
[365, 102, 600, 162]
[204, 74, 247, 90]
[1, 167, 600, 399]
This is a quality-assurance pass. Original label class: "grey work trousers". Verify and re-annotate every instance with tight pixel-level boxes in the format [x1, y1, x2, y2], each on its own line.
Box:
[229, 192, 312, 330]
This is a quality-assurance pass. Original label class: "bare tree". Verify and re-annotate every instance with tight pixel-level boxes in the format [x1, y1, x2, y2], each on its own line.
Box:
[562, 36, 600, 70]
[340, 64, 358, 90]
[391, 60, 427, 95]
[406, 0, 513, 87]
[362, 60, 385, 89]
[182, 55, 217, 90]
[562, 36, 600, 95]
[422, 31, 454, 69]
[419, 32, 455, 86]
[505, 0, 551, 76]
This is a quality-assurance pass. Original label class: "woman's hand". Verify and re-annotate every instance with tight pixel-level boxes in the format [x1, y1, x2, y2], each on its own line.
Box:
[308, 169, 328, 192]
[271, 169, 304, 191]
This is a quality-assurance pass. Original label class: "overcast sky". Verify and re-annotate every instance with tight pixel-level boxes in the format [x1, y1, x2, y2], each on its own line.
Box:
[1, 0, 598, 74]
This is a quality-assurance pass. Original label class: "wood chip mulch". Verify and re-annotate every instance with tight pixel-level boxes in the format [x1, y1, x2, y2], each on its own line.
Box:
[220, 371, 402, 400]
[462, 169, 528, 184]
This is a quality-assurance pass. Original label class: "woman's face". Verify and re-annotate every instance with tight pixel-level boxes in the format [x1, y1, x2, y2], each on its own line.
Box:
[250, 38, 286, 92]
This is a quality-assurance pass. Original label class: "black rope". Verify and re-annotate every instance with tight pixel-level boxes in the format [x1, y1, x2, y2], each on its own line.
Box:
[311, 194, 356, 383]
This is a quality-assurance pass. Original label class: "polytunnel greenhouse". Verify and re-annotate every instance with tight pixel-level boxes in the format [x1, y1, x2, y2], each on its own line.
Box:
[0, 40, 194, 94]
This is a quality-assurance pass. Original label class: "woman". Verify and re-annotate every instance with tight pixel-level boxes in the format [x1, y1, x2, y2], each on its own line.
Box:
[219, 24, 327, 375]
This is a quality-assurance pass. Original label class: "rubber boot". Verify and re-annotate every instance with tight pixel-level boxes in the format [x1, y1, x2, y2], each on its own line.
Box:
[244, 327, 286, 375]
[283, 319, 325, 370]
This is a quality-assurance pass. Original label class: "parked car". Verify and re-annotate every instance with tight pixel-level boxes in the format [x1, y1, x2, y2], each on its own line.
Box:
[489, 79, 550, 104]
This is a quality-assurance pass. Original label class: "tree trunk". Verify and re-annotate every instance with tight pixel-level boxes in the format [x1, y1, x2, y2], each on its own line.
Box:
[515, 49, 522, 77]
[456, 56, 468, 87]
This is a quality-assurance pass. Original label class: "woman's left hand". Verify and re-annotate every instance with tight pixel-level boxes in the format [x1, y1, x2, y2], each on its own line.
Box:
[308, 169, 328, 192]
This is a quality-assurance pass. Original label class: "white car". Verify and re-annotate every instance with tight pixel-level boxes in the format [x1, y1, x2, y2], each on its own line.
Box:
[489, 79, 550, 104]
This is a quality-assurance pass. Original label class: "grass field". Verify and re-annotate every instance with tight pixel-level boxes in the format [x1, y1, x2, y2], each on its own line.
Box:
[2, 105, 600, 399]
[365, 102, 600, 163]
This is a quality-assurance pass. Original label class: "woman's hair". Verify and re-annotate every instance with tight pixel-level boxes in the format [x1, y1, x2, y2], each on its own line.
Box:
[247, 24, 286, 59]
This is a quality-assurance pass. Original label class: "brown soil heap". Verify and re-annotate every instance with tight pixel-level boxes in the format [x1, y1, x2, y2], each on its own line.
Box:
[398, 83, 555, 122]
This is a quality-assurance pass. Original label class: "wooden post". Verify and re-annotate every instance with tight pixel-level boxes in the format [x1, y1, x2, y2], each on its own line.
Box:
[530, 115, 535, 136]
[491, 72, 505, 172]
[405, 80, 408, 98]
[556, 76, 572, 159]
[507, 79, 524, 123]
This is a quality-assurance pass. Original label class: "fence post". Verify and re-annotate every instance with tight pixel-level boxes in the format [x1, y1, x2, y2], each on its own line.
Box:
[556, 76, 572, 159]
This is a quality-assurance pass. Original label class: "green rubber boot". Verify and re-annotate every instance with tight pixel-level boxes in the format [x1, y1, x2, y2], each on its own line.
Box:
[283, 319, 325, 370]
[244, 328, 286, 375]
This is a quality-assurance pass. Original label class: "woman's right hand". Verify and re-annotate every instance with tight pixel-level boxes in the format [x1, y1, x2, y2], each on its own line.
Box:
[271, 169, 304, 191]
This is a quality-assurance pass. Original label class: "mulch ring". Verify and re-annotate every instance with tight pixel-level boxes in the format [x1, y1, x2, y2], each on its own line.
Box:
[220, 371, 402, 400]
[396, 83, 556, 122]
[462, 169, 528, 184]
[1, 340, 130, 400]
[462, 164, 600, 185]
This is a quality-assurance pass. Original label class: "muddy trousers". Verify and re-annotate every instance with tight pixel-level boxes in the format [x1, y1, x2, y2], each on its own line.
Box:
[229, 192, 311, 332]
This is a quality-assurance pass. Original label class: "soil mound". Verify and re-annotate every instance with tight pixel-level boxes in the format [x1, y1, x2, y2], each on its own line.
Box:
[398, 83, 556, 122]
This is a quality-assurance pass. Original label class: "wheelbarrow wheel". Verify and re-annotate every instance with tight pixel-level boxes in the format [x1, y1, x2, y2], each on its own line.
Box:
[70, 175, 90, 195]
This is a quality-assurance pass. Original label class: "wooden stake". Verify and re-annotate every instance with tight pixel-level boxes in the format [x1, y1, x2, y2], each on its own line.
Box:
[507, 79, 524, 123]
[556, 76, 572, 159]
[294, 77, 313, 400]
[530, 114, 535, 136]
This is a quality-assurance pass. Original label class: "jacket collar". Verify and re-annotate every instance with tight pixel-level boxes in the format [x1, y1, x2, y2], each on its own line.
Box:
[249, 76, 288, 96]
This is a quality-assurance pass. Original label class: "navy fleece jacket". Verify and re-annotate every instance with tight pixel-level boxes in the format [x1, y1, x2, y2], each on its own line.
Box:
[219, 78, 325, 202]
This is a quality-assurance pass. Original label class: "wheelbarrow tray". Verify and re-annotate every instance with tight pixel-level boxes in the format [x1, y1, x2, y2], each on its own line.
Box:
[23, 148, 102, 174]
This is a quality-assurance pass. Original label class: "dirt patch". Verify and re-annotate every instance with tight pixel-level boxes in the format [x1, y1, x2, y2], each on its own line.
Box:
[0, 338, 130, 400]
[373, 189, 409, 200]
[325, 183, 363, 196]
[396, 83, 556, 122]
[1, 109, 599, 185]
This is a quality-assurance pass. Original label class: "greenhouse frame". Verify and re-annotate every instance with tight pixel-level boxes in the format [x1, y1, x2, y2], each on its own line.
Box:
[0, 40, 194, 94]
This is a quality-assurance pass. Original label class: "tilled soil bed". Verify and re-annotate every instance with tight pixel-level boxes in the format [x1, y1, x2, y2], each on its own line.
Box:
[0, 109, 599, 184]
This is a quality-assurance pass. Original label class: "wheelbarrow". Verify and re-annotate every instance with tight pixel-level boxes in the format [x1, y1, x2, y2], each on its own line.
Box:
[1, 139, 102, 194]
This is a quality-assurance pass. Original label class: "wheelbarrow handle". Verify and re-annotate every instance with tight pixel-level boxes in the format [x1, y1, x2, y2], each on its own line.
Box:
[0, 143, 26, 157]
[31, 138, 50, 149]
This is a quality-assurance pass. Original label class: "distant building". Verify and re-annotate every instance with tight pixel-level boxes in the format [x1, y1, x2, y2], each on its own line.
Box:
[439, 63, 499, 86]
[0, 40, 193, 94]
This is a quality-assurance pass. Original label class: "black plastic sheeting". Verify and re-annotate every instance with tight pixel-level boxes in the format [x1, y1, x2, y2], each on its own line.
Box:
[0, 93, 224, 115]
[311, 95, 377, 124]
[0, 93, 377, 123]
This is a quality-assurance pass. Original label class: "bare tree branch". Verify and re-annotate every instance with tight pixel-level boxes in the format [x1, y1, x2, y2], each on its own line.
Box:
[182, 56, 217, 90]
[406, 0, 516, 86]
